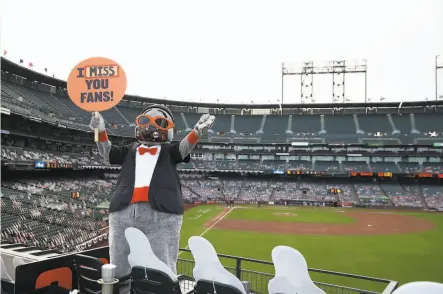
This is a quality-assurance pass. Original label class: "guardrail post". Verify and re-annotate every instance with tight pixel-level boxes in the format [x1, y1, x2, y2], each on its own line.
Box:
[236, 258, 242, 279]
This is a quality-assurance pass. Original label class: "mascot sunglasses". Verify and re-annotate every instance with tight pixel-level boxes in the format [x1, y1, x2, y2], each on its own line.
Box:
[135, 114, 175, 131]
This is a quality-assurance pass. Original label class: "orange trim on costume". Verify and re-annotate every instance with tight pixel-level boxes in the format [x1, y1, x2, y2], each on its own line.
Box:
[130, 186, 150, 203]
[187, 131, 200, 145]
[98, 131, 108, 142]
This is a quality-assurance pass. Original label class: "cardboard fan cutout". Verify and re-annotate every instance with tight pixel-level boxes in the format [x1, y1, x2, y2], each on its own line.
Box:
[268, 246, 325, 294]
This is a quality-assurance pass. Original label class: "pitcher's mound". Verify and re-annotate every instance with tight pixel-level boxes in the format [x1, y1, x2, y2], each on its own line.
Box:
[274, 212, 297, 217]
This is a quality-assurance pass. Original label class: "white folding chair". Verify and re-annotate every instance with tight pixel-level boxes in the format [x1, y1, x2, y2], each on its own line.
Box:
[268, 246, 325, 294]
[188, 236, 247, 294]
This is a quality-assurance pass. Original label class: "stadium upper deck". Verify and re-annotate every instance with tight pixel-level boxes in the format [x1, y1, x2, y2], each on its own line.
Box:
[1, 57, 443, 145]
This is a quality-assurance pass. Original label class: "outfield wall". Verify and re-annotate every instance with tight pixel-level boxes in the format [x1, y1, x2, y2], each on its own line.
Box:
[184, 199, 443, 212]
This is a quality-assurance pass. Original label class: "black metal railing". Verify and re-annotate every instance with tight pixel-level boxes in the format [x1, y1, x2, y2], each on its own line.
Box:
[177, 248, 398, 294]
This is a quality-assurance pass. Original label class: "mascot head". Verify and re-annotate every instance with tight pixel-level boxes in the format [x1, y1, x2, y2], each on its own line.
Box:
[135, 104, 175, 143]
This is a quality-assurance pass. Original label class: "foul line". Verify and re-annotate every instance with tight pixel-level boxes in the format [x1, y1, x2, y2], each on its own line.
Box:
[178, 207, 233, 256]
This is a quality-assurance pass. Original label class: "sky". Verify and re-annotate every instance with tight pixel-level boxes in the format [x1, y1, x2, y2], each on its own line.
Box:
[1, 0, 442, 105]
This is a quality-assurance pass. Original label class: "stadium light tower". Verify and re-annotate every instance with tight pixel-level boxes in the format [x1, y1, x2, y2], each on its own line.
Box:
[436, 55, 443, 102]
[281, 59, 368, 104]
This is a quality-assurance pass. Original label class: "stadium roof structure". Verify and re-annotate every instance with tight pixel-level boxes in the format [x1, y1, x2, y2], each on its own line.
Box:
[2, 57, 443, 110]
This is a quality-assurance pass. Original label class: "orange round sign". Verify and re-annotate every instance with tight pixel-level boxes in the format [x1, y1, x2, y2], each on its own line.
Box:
[67, 57, 127, 112]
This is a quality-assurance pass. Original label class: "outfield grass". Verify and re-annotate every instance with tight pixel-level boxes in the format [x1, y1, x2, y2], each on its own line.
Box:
[226, 206, 355, 224]
[179, 205, 443, 292]
[179, 205, 224, 249]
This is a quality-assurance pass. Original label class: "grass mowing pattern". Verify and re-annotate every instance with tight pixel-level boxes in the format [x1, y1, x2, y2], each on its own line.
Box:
[226, 206, 355, 224]
[179, 205, 224, 260]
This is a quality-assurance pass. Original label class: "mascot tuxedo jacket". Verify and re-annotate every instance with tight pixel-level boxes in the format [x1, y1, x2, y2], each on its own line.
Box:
[108, 142, 190, 214]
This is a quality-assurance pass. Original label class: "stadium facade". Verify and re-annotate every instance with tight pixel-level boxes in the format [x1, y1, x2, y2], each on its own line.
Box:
[1, 57, 442, 210]
[1, 58, 442, 294]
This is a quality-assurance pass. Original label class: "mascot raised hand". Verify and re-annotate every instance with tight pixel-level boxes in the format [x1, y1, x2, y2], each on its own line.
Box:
[89, 105, 215, 294]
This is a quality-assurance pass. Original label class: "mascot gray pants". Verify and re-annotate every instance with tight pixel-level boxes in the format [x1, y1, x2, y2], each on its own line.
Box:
[109, 202, 183, 294]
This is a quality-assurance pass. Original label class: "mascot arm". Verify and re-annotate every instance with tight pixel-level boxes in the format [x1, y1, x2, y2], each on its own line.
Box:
[96, 131, 130, 165]
[90, 113, 129, 165]
[177, 129, 200, 162]
[96, 132, 112, 163]
[176, 114, 215, 161]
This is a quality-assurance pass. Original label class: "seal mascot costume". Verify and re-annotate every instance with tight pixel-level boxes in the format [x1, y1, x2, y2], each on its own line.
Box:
[89, 105, 215, 293]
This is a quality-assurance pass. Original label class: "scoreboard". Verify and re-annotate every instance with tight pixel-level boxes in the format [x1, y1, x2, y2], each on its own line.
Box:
[34, 161, 73, 169]
[46, 162, 58, 169]
[377, 172, 393, 178]
[416, 173, 434, 178]
[329, 188, 343, 194]
[287, 170, 328, 175]
[287, 170, 442, 179]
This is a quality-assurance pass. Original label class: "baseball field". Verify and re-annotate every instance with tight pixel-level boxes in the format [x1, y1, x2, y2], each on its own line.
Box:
[178, 204, 443, 292]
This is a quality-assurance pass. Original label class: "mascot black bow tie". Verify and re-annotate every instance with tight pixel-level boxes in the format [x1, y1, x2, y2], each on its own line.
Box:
[88, 104, 215, 294]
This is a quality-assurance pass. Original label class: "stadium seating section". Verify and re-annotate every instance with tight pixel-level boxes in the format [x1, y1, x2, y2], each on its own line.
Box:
[3, 144, 443, 175]
[1, 64, 443, 258]
[2, 173, 442, 252]
[2, 79, 443, 144]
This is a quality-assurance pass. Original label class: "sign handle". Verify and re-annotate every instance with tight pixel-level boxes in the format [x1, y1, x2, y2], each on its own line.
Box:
[94, 111, 99, 142]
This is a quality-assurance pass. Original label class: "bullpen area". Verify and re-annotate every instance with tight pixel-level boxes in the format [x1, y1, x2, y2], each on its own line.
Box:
[179, 204, 443, 292]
